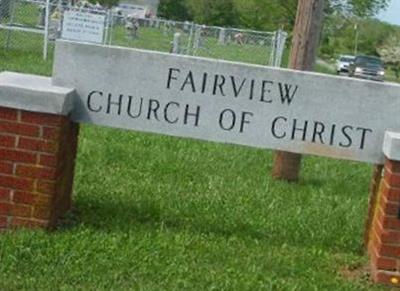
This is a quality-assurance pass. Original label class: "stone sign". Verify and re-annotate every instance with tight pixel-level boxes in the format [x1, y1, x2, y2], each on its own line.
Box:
[52, 40, 400, 164]
[61, 11, 105, 44]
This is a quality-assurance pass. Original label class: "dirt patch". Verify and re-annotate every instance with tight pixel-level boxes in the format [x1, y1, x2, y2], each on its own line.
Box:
[340, 263, 397, 290]
[340, 262, 371, 283]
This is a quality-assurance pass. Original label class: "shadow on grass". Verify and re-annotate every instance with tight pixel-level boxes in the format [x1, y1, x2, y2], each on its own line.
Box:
[60, 190, 365, 255]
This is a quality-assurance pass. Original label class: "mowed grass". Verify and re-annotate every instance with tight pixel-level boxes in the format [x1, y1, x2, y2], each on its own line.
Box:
[0, 25, 390, 290]
[0, 126, 385, 290]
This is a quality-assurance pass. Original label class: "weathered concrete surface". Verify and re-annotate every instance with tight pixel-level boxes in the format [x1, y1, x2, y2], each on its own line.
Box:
[0, 72, 75, 115]
[52, 40, 400, 164]
[383, 131, 400, 161]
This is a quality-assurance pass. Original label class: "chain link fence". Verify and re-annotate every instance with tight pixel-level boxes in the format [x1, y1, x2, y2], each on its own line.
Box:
[1, 0, 287, 67]
[0, 0, 47, 55]
[108, 16, 287, 67]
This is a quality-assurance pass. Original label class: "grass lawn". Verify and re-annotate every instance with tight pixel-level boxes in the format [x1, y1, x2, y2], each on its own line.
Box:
[0, 26, 392, 290]
[0, 126, 385, 290]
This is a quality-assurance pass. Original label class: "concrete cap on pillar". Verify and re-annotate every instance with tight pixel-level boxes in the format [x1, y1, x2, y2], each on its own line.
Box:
[383, 131, 400, 161]
[0, 71, 76, 115]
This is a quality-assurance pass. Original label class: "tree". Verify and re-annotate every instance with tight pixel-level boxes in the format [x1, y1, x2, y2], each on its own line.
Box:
[155, 0, 390, 38]
[232, 0, 389, 34]
[378, 33, 400, 79]
[233, 0, 296, 31]
[185, 0, 238, 27]
[94, 0, 118, 8]
[329, 0, 390, 17]
[158, 0, 192, 21]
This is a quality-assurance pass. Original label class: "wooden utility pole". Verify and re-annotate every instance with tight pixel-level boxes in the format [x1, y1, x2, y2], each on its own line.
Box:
[272, 0, 325, 182]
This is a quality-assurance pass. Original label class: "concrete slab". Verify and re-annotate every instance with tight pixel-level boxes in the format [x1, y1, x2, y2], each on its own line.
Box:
[52, 40, 400, 164]
[383, 131, 400, 161]
[0, 71, 76, 116]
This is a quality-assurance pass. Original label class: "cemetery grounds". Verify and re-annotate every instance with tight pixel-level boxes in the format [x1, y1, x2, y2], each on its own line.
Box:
[0, 9, 391, 291]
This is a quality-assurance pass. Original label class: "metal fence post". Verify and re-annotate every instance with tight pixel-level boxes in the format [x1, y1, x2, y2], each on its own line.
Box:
[0, 2, 287, 67]
[172, 32, 180, 54]
[5, 0, 17, 50]
[0, 0, 11, 20]
[103, 10, 109, 45]
[186, 22, 194, 55]
[42, 0, 50, 60]
[218, 28, 226, 45]
[193, 25, 202, 56]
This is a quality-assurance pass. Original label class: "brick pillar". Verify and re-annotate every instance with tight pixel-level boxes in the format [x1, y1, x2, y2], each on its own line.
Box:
[368, 132, 400, 286]
[0, 71, 78, 230]
[0, 108, 79, 229]
[364, 164, 384, 249]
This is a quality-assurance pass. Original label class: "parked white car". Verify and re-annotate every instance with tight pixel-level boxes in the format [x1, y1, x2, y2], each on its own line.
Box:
[336, 55, 355, 74]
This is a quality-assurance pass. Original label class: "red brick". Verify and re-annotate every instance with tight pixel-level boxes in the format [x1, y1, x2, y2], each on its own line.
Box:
[381, 181, 400, 202]
[34, 194, 52, 207]
[13, 191, 35, 205]
[386, 159, 400, 175]
[0, 161, 13, 174]
[20, 111, 64, 127]
[371, 224, 382, 245]
[0, 202, 11, 215]
[36, 180, 56, 195]
[42, 127, 61, 140]
[380, 195, 400, 216]
[13, 191, 52, 207]
[370, 165, 383, 194]
[377, 244, 400, 258]
[0, 216, 7, 228]
[373, 270, 400, 286]
[17, 137, 59, 154]
[0, 134, 16, 148]
[16, 165, 57, 180]
[0, 188, 11, 201]
[375, 221, 400, 244]
[382, 215, 400, 231]
[38, 154, 58, 167]
[0, 107, 18, 121]
[0, 175, 35, 191]
[381, 231, 400, 245]
[385, 172, 400, 188]
[33, 206, 52, 220]
[0, 112, 79, 231]
[371, 248, 397, 271]
[0, 148, 36, 163]
[0, 120, 39, 137]
[10, 204, 32, 218]
[10, 217, 48, 228]
[365, 165, 384, 249]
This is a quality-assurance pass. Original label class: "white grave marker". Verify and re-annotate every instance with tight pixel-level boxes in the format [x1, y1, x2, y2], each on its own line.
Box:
[52, 40, 400, 164]
[61, 11, 105, 44]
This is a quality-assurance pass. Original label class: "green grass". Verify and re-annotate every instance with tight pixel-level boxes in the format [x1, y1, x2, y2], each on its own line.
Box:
[1, 21, 278, 74]
[385, 69, 400, 83]
[0, 22, 392, 290]
[315, 63, 336, 75]
[0, 126, 386, 290]
[0, 30, 53, 75]
[111, 26, 175, 53]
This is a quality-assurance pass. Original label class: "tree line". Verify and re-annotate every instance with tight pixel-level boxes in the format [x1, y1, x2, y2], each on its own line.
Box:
[158, 0, 399, 78]
[158, 0, 390, 31]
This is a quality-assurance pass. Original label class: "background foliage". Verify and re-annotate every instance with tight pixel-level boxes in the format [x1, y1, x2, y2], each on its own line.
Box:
[158, 0, 399, 66]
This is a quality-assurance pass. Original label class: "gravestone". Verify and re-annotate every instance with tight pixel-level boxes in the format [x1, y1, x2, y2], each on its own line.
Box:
[218, 28, 226, 45]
